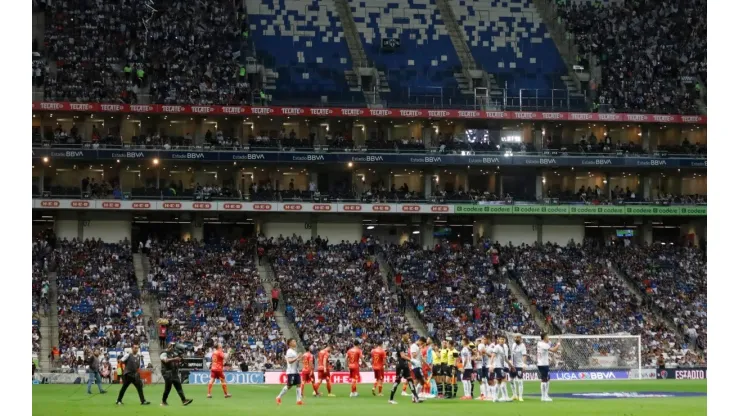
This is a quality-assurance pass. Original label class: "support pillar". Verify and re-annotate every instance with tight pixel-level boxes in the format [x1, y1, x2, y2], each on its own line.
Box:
[536, 175, 543, 200]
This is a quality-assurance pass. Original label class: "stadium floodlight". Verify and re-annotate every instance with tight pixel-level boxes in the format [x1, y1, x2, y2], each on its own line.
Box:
[511, 333, 642, 379]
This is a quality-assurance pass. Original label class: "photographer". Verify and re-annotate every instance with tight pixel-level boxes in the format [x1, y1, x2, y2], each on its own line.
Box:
[85, 348, 107, 395]
[115, 344, 151, 406]
[160, 342, 193, 407]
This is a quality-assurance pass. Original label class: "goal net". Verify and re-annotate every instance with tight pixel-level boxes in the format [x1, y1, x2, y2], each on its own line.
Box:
[508, 333, 642, 379]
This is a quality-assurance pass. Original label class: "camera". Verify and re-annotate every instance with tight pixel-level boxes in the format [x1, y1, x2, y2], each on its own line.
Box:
[171, 342, 193, 358]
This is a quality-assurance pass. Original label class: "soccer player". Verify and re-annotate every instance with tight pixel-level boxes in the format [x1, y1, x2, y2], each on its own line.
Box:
[410, 338, 425, 398]
[276, 338, 302, 405]
[388, 335, 421, 404]
[492, 336, 513, 402]
[510, 333, 528, 401]
[346, 340, 363, 397]
[314, 345, 335, 397]
[422, 338, 434, 398]
[207, 344, 232, 399]
[439, 340, 449, 399]
[431, 343, 442, 398]
[460, 337, 474, 400]
[537, 333, 561, 402]
[300, 349, 318, 397]
[371, 342, 387, 396]
[476, 336, 489, 399]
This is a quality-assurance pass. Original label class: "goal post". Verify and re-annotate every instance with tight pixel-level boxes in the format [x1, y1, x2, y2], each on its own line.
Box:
[507, 333, 642, 380]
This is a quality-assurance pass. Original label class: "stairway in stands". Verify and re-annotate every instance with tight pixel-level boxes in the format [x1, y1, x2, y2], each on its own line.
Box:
[375, 255, 430, 338]
[256, 259, 305, 353]
[38, 271, 59, 372]
[504, 270, 553, 333]
[133, 253, 162, 370]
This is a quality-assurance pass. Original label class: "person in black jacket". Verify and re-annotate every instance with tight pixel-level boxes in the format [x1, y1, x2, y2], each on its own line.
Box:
[86, 348, 106, 395]
[115, 344, 150, 406]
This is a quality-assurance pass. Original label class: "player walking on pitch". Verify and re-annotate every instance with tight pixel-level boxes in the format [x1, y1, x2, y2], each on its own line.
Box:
[276, 339, 303, 405]
[371, 342, 387, 396]
[537, 333, 561, 402]
[492, 336, 514, 402]
[460, 337, 474, 400]
[207, 344, 232, 399]
[477, 336, 489, 399]
[388, 334, 422, 404]
[510, 334, 528, 401]
[347, 340, 364, 397]
[300, 350, 319, 397]
[314, 345, 335, 396]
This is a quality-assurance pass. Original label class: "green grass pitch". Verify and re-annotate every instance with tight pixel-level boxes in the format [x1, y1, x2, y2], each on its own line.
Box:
[32, 379, 707, 416]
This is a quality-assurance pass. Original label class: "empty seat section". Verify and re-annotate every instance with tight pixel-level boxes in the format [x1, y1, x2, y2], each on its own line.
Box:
[451, 0, 568, 94]
[349, 0, 463, 106]
[247, 0, 362, 104]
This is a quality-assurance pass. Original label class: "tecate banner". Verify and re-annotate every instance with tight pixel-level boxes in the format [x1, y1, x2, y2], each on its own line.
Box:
[188, 371, 264, 385]
[265, 371, 397, 385]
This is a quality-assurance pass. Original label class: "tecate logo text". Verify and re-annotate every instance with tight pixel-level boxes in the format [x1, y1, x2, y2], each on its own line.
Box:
[251, 107, 273, 115]
[310, 108, 332, 116]
[681, 115, 702, 123]
[427, 110, 450, 117]
[161, 105, 185, 113]
[100, 104, 123, 112]
[542, 112, 564, 120]
[130, 105, 154, 112]
[399, 110, 422, 117]
[653, 115, 675, 123]
[69, 103, 92, 111]
[222, 106, 245, 114]
[598, 113, 621, 121]
[369, 109, 392, 116]
[569, 113, 593, 121]
[39, 102, 63, 110]
[281, 108, 303, 115]
[458, 111, 480, 118]
[625, 114, 649, 122]
[485, 111, 506, 118]
[514, 112, 536, 119]
[341, 108, 362, 116]
[191, 106, 214, 114]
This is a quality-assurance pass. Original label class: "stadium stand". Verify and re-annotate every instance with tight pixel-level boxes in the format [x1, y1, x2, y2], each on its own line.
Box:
[267, 237, 412, 363]
[556, 0, 706, 113]
[349, 0, 463, 106]
[54, 239, 150, 371]
[385, 241, 539, 341]
[146, 238, 286, 369]
[247, 0, 363, 105]
[32, 237, 50, 355]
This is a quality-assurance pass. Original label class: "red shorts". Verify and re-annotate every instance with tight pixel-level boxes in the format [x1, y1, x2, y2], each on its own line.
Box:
[348, 368, 360, 381]
[301, 371, 314, 383]
[317, 369, 331, 380]
[210, 370, 225, 380]
[373, 369, 385, 380]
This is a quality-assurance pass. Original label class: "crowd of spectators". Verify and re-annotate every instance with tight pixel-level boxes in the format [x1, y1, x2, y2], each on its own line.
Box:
[146, 238, 285, 368]
[54, 239, 148, 370]
[385, 241, 538, 343]
[32, 236, 52, 355]
[556, 0, 706, 114]
[607, 243, 707, 353]
[265, 236, 411, 365]
[502, 241, 704, 367]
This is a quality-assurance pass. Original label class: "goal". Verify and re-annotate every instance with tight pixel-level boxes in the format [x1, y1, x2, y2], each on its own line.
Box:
[509, 334, 642, 379]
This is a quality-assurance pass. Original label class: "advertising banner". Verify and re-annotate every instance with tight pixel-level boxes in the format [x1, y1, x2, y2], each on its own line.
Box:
[658, 367, 707, 380]
[31, 199, 708, 217]
[31, 101, 707, 124]
[265, 371, 397, 385]
[549, 370, 630, 381]
[31, 147, 707, 169]
[182, 358, 205, 370]
[629, 368, 658, 380]
[188, 371, 264, 385]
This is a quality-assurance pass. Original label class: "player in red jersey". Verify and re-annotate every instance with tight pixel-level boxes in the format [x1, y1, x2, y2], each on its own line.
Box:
[370, 342, 387, 396]
[300, 350, 319, 397]
[346, 340, 363, 397]
[314, 345, 335, 397]
[207, 344, 232, 399]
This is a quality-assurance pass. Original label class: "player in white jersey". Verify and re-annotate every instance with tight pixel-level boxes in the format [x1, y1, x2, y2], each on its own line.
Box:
[409, 338, 425, 401]
[536, 333, 561, 402]
[502, 340, 514, 400]
[459, 337, 474, 400]
[491, 336, 514, 402]
[276, 339, 303, 406]
[485, 338, 498, 400]
[510, 334, 528, 401]
[476, 336, 489, 400]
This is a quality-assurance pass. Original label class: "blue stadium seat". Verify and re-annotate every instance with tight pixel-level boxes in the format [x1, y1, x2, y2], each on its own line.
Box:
[451, 0, 568, 94]
[349, 0, 464, 106]
[247, 0, 363, 105]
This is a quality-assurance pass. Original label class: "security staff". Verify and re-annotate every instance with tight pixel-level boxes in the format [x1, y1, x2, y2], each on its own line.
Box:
[86, 348, 106, 395]
[160, 343, 193, 406]
[447, 344, 459, 398]
[115, 344, 150, 406]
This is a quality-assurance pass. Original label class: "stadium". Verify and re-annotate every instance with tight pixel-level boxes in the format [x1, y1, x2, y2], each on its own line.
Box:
[28, 0, 708, 415]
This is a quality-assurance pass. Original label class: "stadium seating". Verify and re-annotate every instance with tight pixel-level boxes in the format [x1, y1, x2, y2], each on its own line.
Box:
[451, 0, 568, 93]
[385, 242, 539, 341]
[54, 239, 149, 370]
[147, 239, 286, 368]
[247, 0, 363, 105]
[267, 237, 413, 362]
[349, 0, 463, 106]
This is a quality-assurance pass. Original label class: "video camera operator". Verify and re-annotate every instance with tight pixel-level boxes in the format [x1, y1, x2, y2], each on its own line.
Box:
[160, 342, 193, 406]
[85, 348, 106, 395]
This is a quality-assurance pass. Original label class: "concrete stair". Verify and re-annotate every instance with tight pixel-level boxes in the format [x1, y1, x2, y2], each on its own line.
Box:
[46, 271, 60, 371]
[256, 261, 305, 353]
[504, 270, 553, 333]
[134, 253, 162, 370]
[375, 255, 430, 338]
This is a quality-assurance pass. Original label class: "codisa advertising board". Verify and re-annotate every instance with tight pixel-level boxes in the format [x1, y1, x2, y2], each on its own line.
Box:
[31, 148, 708, 168]
[31, 199, 707, 216]
[32, 102, 707, 124]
